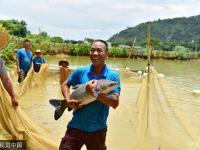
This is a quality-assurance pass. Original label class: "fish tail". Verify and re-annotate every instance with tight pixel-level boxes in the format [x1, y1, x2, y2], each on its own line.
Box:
[49, 99, 68, 120]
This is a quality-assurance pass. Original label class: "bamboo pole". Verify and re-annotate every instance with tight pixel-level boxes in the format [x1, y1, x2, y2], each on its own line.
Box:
[146, 21, 151, 128]
[129, 37, 136, 59]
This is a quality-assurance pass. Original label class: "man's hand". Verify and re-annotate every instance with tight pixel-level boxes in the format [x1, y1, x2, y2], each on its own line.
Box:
[66, 99, 79, 110]
[11, 97, 19, 107]
[86, 80, 97, 97]
[17, 68, 20, 74]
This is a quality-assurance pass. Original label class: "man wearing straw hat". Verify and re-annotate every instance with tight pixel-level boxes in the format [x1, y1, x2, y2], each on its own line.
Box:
[0, 31, 18, 106]
[58, 59, 72, 84]
[33, 49, 45, 72]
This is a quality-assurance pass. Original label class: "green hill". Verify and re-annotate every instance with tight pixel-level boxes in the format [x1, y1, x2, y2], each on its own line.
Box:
[108, 15, 200, 50]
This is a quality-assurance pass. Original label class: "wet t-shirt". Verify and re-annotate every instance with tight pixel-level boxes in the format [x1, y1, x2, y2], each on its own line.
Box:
[16, 48, 32, 74]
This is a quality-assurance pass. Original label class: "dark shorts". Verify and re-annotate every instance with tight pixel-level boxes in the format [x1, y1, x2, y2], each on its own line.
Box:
[59, 128, 107, 150]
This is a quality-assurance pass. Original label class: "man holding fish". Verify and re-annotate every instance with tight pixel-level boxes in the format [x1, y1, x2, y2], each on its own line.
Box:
[59, 39, 121, 150]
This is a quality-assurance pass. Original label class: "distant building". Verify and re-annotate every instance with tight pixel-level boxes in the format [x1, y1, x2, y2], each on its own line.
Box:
[83, 37, 90, 44]
[132, 46, 144, 56]
[118, 44, 131, 49]
[107, 42, 112, 48]
[133, 46, 142, 49]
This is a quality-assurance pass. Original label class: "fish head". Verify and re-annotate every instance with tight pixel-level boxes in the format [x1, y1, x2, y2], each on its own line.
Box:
[97, 80, 118, 94]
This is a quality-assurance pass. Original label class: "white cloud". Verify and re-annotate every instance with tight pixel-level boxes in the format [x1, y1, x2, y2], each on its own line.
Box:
[0, 0, 200, 40]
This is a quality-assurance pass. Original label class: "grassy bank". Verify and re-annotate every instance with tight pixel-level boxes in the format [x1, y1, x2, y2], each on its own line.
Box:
[1, 36, 200, 64]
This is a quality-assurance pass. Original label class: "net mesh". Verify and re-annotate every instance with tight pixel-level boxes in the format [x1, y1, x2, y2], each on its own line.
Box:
[1, 63, 200, 150]
[16, 64, 48, 97]
[136, 67, 200, 150]
[0, 64, 58, 150]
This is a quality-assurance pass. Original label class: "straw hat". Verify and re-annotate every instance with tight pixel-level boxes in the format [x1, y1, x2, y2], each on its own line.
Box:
[35, 49, 42, 53]
[0, 31, 10, 50]
[58, 59, 69, 66]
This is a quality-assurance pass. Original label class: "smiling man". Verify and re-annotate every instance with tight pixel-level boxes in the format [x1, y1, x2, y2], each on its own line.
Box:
[60, 39, 121, 150]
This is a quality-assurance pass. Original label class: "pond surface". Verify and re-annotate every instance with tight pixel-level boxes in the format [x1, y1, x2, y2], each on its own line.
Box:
[16, 56, 200, 149]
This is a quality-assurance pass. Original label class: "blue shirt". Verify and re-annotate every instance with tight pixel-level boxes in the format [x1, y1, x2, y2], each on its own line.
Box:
[16, 48, 32, 74]
[67, 65, 121, 132]
[33, 57, 45, 72]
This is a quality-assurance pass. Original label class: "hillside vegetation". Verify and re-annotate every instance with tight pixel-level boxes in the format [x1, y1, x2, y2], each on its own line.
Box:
[109, 15, 200, 51]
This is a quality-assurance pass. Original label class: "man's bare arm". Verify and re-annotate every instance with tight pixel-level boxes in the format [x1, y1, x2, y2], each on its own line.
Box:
[97, 93, 119, 109]
[0, 74, 18, 106]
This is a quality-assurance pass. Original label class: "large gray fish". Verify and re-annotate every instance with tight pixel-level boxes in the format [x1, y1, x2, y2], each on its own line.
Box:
[49, 79, 118, 120]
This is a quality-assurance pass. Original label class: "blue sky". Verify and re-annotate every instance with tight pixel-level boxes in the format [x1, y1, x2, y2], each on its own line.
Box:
[1, 0, 200, 40]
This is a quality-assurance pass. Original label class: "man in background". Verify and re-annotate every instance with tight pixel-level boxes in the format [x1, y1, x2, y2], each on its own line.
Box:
[16, 39, 33, 82]
[33, 49, 45, 73]
[58, 59, 72, 84]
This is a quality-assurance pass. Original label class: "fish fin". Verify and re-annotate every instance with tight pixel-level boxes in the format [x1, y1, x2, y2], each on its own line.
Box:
[93, 89, 100, 98]
[68, 107, 72, 111]
[93, 84, 101, 97]
[49, 99, 68, 120]
[72, 84, 81, 90]
[54, 100, 68, 120]
[49, 99, 62, 108]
